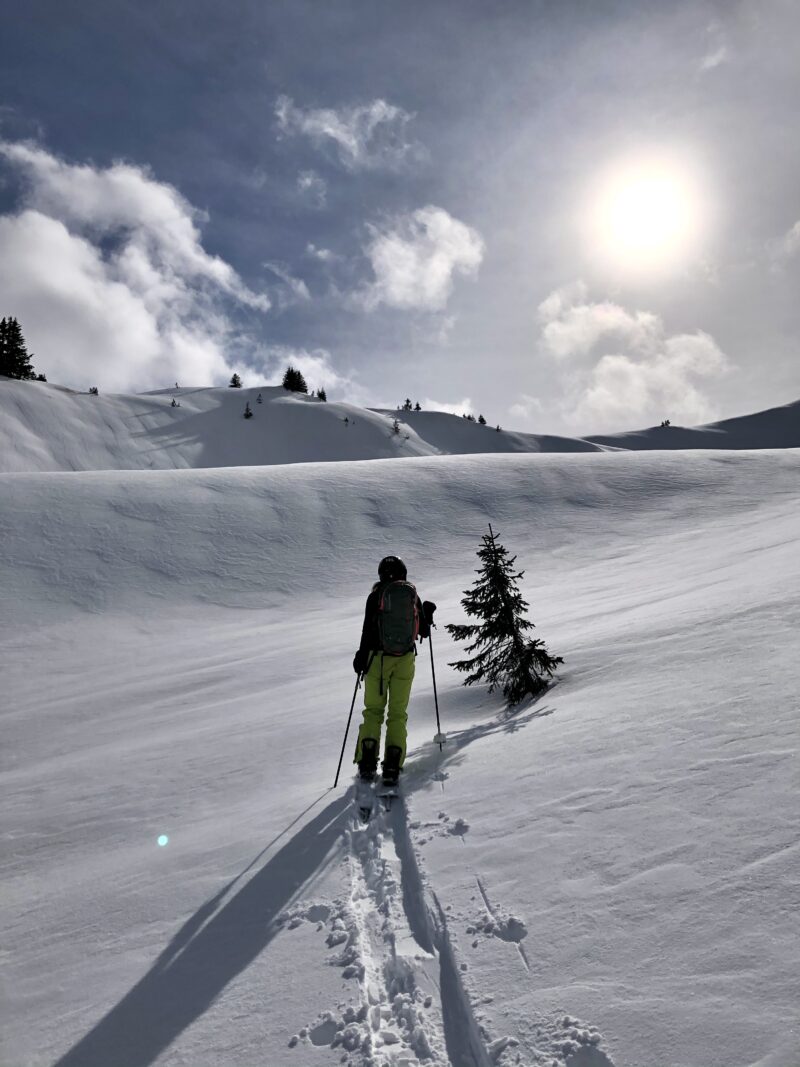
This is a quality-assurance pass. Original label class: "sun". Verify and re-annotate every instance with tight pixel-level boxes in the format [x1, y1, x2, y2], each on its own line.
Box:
[583, 150, 708, 276]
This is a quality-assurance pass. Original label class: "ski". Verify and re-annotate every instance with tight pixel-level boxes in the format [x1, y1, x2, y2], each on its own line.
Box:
[376, 781, 400, 811]
[355, 777, 376, 822]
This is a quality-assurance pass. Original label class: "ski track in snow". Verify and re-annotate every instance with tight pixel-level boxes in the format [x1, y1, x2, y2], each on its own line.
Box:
[285, 782, 612, 1067]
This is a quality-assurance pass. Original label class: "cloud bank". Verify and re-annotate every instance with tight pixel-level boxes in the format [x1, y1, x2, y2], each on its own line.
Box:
[538, 281, 730, 431]
[275, 95, 420, 171]
[0, 140, 269, 391]
[359, 206, 484, 312]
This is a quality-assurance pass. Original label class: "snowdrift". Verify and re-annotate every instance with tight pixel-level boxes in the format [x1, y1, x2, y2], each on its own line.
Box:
[4, 449, 796, 621]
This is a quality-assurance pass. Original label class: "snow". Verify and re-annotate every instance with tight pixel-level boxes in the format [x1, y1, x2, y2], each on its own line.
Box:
[587, 398, 800, 451]
[3, 378, 797, 475]
[2, 379, 800, 1067]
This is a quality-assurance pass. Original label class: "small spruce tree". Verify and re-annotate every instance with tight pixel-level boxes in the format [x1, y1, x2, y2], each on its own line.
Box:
[414, 401, 421, 411]
[402, 398, 413, 411]
[229, 373, 242, 388]
[282, 365, 309, 393]
[446, 524, 563, 705]
[0, 317, 37, 379]
[317, 387, 327, 401]
[478, 414, 486, 425]
[243, 402, 253, 419]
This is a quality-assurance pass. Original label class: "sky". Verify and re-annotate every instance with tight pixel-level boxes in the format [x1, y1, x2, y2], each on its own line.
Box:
[1, 0, 799, 434]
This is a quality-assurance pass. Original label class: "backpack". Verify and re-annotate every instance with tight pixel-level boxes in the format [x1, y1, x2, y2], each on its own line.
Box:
[378, 581, 419, 655]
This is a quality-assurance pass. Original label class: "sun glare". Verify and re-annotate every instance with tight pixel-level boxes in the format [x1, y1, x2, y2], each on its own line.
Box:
[583, 151, 707, 276]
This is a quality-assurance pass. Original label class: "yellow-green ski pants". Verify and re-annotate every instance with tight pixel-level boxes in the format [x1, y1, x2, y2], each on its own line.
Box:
[354, 651, 416, 767]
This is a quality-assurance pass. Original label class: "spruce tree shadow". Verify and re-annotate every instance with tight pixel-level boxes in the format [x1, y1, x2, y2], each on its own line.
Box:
[53, 791, 350, 1067]
[403, 684, 557, 790]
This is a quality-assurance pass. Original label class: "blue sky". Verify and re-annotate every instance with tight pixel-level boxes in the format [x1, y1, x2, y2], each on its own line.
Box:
[1, 0, 798, 433]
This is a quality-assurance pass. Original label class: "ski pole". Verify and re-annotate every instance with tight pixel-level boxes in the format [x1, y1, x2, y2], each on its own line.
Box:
[429, 626, 445, 751]
[334, 675, 361, 788]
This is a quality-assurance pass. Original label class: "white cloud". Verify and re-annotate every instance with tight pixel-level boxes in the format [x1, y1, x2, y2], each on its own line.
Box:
[0, 140, 270, 391]
[777, 220, 800, 259]
[508, 393, 544, 425]
[700, 44, 729, 71]
[538, 280, 661, 360]
[538, 281, 730, 431]
[257, 345, 351, 395]
[766, 220, 800, 271]
[276, 95, 420, 171]
[263, 261, 311, 307]
[421, 396, 473, 416]
[1, 141, 267, 310]
[699, 20, 730, 73]
[574, 334, 727, 430]
[306, 242, 337, 262]
[296, 169, 327, 207]
[359, 206, 484, 312]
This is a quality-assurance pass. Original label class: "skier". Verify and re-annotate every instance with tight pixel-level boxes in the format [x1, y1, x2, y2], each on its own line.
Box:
[352, 556, 436, 786]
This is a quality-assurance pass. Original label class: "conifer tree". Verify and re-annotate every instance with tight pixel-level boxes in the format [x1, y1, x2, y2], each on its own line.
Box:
[414, 401, 421, 411]
[478, 414, 486, 425]
[446, 524, 563, 705]
[317, 387, 327, 401]
[0, 317, 37, 379]
[243, 401, 253, 419]
[282, 365, 308, 393]
[229, 373, 242, 388]
[403, 398, 413, 411]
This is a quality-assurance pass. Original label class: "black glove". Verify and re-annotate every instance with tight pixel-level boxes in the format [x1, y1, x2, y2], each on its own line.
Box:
[353, 649, 369, 675]
[422, 601, 437, 626]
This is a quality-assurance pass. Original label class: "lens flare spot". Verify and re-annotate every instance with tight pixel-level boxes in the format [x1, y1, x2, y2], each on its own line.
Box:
[157, 834, 169, 847]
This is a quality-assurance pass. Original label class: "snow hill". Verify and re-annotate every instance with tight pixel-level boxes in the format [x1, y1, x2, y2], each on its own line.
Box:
[2, 386, 799, 1067]
[586, 397, 800, 451]
[2, 376, 798, 473]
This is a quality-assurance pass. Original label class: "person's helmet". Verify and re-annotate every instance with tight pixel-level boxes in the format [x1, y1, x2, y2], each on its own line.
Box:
[378, 555, 407, 582]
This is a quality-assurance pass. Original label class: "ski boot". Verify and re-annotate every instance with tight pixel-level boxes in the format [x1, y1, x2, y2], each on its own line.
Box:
[358, 737, 379, 782]
[381, 745, 403, 787]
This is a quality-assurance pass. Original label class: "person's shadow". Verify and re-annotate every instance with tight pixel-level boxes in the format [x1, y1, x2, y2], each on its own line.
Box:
[54, 792, 350, 1067]
[54, 688, 557, 1067]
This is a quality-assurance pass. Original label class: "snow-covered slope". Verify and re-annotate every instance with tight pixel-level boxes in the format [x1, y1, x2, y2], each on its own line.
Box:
[586, 397, 800, 450]
[5, 377, 797, 474]
[0, 378, 600, 473]
[0, 380, 436, 473]
[3, 449, 799, 1067]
